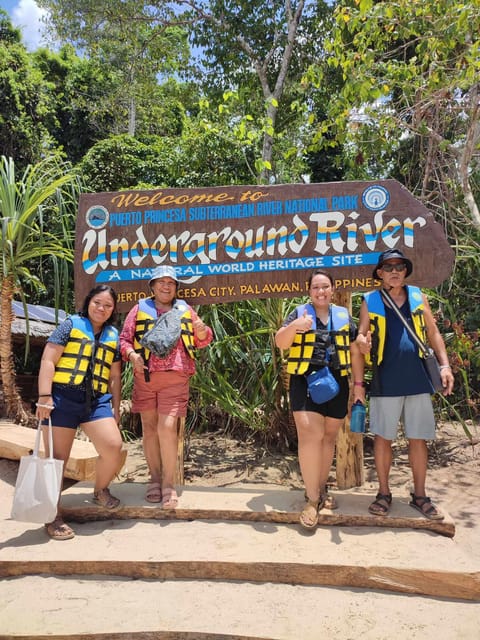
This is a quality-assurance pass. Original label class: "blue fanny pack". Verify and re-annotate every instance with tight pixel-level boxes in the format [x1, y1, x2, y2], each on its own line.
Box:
[306, 367, 339, 404]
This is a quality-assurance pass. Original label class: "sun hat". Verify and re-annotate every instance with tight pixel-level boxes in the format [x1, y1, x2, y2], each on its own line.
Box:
[373, 249, 413, 280]
[148, 265, 181, 286]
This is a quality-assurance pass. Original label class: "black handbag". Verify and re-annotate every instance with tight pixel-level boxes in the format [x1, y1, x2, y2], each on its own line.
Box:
[380, 289, 444, 393]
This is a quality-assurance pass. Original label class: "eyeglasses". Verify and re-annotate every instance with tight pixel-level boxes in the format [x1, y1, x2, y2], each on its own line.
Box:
[381, 263, 407, 272]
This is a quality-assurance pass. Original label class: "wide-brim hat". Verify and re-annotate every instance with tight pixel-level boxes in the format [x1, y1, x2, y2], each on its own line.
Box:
[148, 265, 181, 287]
[373, 249, 413, 279]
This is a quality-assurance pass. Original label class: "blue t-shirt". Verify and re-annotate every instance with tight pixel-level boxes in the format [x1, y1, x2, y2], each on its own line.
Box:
[371, 301, 432, 396]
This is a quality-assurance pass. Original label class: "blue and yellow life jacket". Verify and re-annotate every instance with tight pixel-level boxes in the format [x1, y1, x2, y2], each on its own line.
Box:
[133, 297, 195, 360]
[364, 286, 427, 366]
[286, 303, 352, 376]
[52, 315, 118, 393]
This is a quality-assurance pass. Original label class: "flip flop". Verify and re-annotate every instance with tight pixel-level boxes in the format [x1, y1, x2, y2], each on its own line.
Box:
[45, 517, 75, 541]
[161, 488, 178, 510]
[409, 493, 444, 521]
[145, 482, 162, 503]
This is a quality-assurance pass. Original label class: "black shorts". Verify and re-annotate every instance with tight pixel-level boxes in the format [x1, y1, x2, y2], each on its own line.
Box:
[289, 372, 350, 419]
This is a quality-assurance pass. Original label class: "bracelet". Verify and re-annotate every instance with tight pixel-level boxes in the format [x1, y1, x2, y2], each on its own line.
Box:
[127, 350, 135, 359]
[36, 402, 55, 409]
[38, 394, 52, 397]
[439, 365, 451, 371]
[354, 381, 366, 387]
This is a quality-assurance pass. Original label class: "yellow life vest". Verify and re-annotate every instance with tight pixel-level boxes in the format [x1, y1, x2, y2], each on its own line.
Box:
[52, 315, 118, 393]
[134, 298, 195, 360]
[364, 286, 427, 366]
[286, 304, 352, 376]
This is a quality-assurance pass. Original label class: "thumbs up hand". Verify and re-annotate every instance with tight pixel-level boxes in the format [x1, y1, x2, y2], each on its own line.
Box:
[357, 330, 372, 354]
[296, 310, 313, 333]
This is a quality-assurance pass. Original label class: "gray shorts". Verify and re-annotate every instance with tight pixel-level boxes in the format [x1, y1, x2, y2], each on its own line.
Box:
[369, 394, 435, 440]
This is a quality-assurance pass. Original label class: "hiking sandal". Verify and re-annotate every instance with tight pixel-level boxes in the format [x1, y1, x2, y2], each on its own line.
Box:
[299, 496, 323, 530]
[368, 492, 392, 516]
[409, 493, 444, 521]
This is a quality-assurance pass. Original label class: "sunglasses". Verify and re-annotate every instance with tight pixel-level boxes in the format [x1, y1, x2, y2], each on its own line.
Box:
[381, 263, 407, 272]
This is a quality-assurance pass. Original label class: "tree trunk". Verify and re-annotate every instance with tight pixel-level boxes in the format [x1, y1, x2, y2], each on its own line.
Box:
[128, 96, 136, 136]
[0, 278, 30, 424]
[334, 290, 364, 489]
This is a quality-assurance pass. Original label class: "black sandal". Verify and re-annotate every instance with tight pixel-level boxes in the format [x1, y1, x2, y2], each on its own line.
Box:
[409, 493, 444, 521]
[368, 492, 392, 516]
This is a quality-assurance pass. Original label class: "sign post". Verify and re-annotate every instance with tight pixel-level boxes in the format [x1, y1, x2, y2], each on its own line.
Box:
[75, 180, 454, 487]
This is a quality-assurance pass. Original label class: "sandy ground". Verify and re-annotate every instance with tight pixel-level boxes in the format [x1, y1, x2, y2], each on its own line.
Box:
[0, 420, 479, 639]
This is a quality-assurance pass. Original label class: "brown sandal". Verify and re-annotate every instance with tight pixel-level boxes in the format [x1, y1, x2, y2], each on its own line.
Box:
[93, 488, 121, 509]
[299, 496, 323, 530]
[45, 517, 75, 541]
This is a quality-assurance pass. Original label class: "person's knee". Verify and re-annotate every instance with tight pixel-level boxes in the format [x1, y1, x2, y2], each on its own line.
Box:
[141, 413, 158, 434]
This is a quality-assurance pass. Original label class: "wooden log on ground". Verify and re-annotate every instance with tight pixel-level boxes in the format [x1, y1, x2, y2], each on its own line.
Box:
[0, 560, 478, 601]
[0, 631, 271, 640]
[0, 421, 127, 481]
[59, 504, 455, 538]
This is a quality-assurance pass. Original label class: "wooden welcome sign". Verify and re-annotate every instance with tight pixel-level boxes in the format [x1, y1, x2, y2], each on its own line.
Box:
[75, 180, 454, 312]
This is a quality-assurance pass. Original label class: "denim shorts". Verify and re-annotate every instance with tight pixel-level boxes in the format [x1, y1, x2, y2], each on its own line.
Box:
[49, 385, 114, 429]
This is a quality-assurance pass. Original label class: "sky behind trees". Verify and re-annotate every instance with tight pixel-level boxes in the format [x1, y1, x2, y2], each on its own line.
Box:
[1, 0, 48, 50]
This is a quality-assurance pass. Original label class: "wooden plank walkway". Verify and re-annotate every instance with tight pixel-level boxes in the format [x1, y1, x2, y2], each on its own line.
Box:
[0, 420, 127, 481]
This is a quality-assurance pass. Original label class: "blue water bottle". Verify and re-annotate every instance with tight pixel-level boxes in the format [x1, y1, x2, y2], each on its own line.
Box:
[350, 400, 366, 433]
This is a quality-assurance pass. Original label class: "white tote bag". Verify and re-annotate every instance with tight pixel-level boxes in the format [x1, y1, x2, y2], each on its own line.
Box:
[10, 419, 64, 523]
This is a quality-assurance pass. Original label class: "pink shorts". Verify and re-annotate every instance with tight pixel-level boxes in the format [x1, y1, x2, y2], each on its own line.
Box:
[132, 370, 190, 416]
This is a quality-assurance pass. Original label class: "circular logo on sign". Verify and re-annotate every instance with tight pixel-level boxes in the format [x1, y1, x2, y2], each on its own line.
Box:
[362, 185, 390, 211]
[86, 205, 109, 229]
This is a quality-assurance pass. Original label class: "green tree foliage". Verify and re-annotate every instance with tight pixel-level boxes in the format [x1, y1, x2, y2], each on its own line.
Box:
[78, 134, 176, 192]
[312, 0, 480, 422]
[38, 0, 189, 136]
[0, 155, 79, 422]
[190, 298, 298, 446]
[317, 0, 480, 228]
[0, 11, 54, 169]
[39, 1, 338, 183]
[33, 46, 122, 163]
[186, 0, 335, 182]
